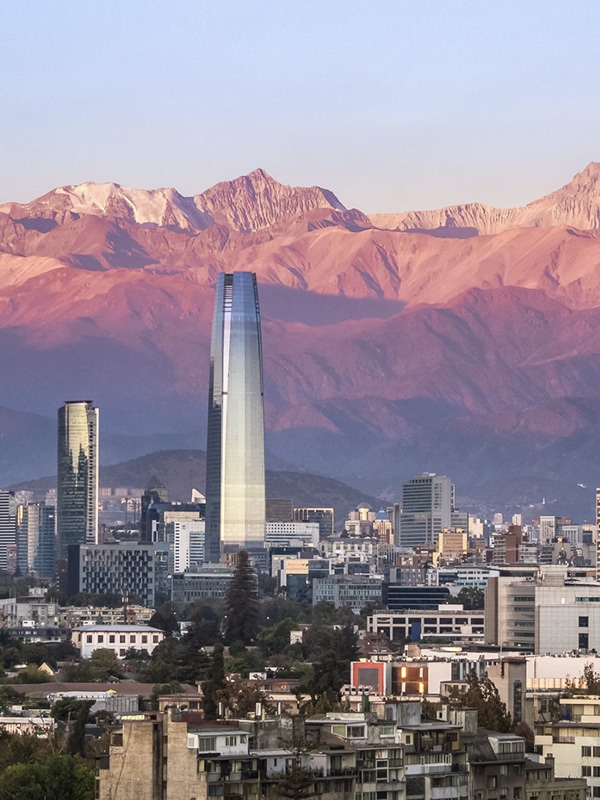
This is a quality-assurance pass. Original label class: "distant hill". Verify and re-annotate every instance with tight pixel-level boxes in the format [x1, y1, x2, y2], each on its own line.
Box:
[10, 449, 381, 529]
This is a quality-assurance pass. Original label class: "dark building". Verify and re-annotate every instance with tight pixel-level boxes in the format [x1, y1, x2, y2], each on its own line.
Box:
[68, 543, 163, 607]
[383, 584, 451, 610]
[293, 507, 334, 539]
[140, 477, 169, 543]
[266, 498, 293, 523]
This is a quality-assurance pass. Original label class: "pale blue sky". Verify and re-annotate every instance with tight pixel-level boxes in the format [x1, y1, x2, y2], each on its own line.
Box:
[1, 1, 598, 211]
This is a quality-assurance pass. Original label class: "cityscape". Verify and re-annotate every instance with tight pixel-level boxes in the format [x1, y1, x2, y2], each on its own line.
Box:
[2, 3, 600, 800]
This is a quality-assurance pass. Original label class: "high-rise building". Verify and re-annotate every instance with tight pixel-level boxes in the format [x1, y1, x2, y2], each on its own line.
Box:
[205, 272, 266, 560]
[0, 490, 17, 572]
[57, 401, 99, 562]
[17, 503, 56, 578]
[399, 473, 454, 549]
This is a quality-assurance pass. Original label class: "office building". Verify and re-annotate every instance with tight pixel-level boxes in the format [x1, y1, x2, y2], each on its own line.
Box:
[265, 521, 320, 548]
[293, 507, 334, 539]
[266, 498, 293, 522]
[399, 473, 454, 549]
[205, 272, 266, 560]
[57, 401, 99, 562]
[0, 490, 17, 572]
[485, 565, 600, 653]
[17, 503, 56, 578]
[68, 543, 161, 608]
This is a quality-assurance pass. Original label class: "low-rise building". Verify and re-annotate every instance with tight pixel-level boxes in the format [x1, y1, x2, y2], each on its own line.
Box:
[71, 624, 164, 658]
[368, 605, 485, 643]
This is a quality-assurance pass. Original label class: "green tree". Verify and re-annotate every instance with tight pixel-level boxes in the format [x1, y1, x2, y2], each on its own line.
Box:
[224, 552, 259, 645]
[0, 752, 94, 800]
[150, 681, 183, 708]
[149, 601, 180, 636]
[304, 649, 347, 705]
[456, 587, 485, 610]
[64, 649, 123, 682]
[276, 763, 316, 800]
[448, 670, 512, 732]
[257, 618, 298, 658]
[201, 643, 226, 719]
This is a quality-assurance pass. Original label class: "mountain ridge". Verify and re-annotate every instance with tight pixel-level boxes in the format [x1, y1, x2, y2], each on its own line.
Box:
[1, 164, 600, 517]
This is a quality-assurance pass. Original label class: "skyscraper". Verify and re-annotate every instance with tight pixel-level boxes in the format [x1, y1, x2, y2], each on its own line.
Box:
[57, 401, 99, 562]
[205, 272, 265, 560]
[0, 490, 17, 573]
[398, 472, 454, 549]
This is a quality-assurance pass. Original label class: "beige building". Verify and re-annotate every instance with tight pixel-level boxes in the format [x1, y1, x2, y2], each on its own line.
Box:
[485, 565, 600, 653]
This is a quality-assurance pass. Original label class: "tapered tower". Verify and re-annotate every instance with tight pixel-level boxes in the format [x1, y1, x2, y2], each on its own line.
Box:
[205, 273, 266, 560]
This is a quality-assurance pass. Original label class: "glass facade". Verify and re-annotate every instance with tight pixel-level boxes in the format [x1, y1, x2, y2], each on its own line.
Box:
[205, 272, 265, 559]
[57, 401, 99, 561]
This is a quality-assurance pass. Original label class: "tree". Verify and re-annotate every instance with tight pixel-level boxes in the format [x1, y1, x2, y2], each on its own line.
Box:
[224, 551, 259, 645]
[456, 587, 485, 610]
[304, 649, 346, 705]
[276, 764, 316, 800]
[150, 681, 183, 708]
[64, 649, 123, 682]
[257, 618, 298, 658]
[0, 751, 94, 800]
[149, 601, 179, 636]
[448, 670, 512, 732]
[201, 643, 226, 719]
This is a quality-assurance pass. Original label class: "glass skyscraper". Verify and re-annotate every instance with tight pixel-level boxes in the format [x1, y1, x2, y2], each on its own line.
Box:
[57, 400, 99, 562]
[205, 272, 266, 561]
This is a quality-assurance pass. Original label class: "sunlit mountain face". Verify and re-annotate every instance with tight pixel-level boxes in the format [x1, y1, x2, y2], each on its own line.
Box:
[2, 165, 600, 520]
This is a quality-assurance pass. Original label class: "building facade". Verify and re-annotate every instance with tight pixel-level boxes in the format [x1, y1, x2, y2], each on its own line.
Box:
[57, 400, 99, 562]
[399, 473, 454, 549]
[68, 543, 160, 607]
[205, 272, 266, 560]
[0, 490, 17, 572]
[17, 502, 56, 578]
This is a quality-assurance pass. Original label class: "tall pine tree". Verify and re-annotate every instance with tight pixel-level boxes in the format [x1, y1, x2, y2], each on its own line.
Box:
[224, 551, 259, 645]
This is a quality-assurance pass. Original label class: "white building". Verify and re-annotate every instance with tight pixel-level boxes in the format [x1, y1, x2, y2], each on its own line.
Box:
[265, 521, 319, 548]
[71, 624, 165, 658]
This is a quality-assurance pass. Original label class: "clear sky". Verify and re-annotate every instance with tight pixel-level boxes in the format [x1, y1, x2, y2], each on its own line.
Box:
[1, 1, 599, 212]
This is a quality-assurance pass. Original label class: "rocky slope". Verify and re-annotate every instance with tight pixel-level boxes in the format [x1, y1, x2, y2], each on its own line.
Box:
[370, 162, 600, 234]
[1, 165, 600, 518]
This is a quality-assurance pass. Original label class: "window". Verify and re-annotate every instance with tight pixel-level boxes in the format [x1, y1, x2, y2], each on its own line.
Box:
[153, 635, 159, 643]
[130, 635, 136, 643]
[120, 635, 126, 643]
[225, 736, 237, 747]
[593, 788, 600, 798]
[97, 635, 104, 643]
[582, 746, 592, 757]
[579, 633, 589, 650]
[579, 616, 589, 627]
[197, 737, 217, 752]
[109, 635, 115, 644]
[86, 635, 92, 643]
[488, 776, 498, 789]
[593, 767, 600, 778]
[500, 765, 508, 776]
[513, 788, 521, 799]
[142, 635, 148, 644]
[594, 747, 600, 758]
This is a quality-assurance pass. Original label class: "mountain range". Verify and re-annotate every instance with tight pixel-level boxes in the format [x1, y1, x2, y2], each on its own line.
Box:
[2, 164, 600, 520]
